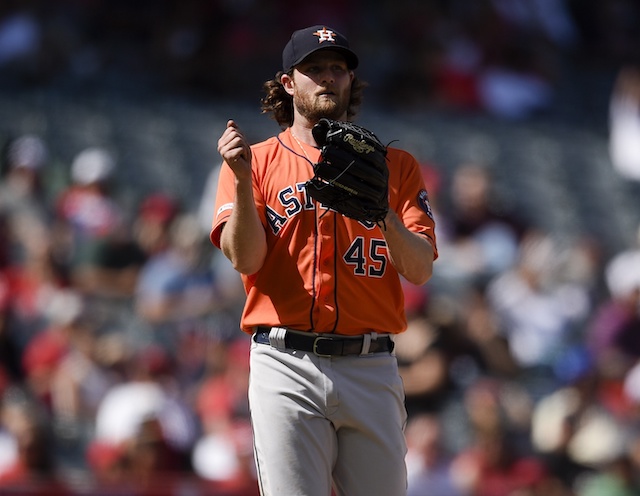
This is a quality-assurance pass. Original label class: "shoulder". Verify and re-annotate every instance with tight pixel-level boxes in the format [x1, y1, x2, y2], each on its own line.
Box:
[386, 146, 421, 172]
[251, 135, 280, 150]
[250, 133, 285, 153]
[249, 133, 289, 163]
[386, 146, 418, 162]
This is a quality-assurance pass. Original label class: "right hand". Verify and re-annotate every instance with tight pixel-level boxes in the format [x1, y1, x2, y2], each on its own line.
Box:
[218, 120, 252, 179]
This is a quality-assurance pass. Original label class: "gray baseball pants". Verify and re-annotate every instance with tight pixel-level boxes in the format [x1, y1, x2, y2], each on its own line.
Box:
[248, 335, 408, 496]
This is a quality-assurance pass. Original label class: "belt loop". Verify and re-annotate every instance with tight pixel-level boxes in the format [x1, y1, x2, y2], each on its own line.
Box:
[360, 333, 372, 355]
[268, 327, 287, 351]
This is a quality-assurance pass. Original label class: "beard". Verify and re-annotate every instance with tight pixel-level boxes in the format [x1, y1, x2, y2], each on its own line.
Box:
[294, 90, 350, 122]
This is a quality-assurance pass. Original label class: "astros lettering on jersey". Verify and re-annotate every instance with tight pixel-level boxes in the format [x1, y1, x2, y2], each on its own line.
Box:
[211, 128, 437, 336]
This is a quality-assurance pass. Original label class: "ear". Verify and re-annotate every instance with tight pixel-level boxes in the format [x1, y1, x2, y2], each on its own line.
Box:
[281, 72, 295, 96]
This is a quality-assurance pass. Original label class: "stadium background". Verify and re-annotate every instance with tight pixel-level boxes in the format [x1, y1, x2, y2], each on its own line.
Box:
[1, 1, 640, 495]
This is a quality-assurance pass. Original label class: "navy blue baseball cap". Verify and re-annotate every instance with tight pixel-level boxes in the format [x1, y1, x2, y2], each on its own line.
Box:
[282, 25, 359, 72]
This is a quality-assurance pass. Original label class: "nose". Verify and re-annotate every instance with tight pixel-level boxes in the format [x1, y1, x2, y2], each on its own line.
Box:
[319, 68, 335, 84]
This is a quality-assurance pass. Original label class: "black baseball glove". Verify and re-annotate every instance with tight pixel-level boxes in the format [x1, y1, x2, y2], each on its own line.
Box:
[304, 119, 389, 224]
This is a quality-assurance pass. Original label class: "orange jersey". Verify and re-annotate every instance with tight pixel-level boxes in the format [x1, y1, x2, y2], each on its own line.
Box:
[211, 128, 437, 336]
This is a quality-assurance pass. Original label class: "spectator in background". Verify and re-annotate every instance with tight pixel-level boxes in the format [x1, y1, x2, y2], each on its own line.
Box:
[436, 282, 522, 392]
[609, 65, 640, 182]
[560, 361, 640, 495]
[486, 230, 593, 391]
[484, 231, 597, 415]
[451, 422, 550, 496]
[585, 227, 640, 386]
[428, 21, 484, 111]
[1, 219, 69, 358]
[121, 416, 189, 495]
[572, 369, 640, 495]
[89, 343, 197, 485]
[20, 289, 84, 412]
[67, 192, 180, 300]
[472, 0, 573, 120]
[0, 2, 45, 84]
[0, 388, 67, 494]
[530, 346, 615, 490]
[435, 162, 528, 291]
[576, 451, 640, 496]
[192, 338, 258, 494]
[49, 315, 122, 470]
[488, 0, 579, 49]
[0, 133, 63, 386]
[458, 377, 535, 455]
[134, 212, 228, 347]
[135, 193, 180, 258]
[624, 359, 640, 418]
[405, 413, 464, 496]
[0, 134, 50, 211]
[476, 39, 555, 120]
[54, 147, 123, 287]
[394, 313, 450, 418]
[0, 134, 52, 265]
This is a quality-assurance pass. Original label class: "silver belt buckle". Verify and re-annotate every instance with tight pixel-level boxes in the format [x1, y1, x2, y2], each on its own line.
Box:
[312, 336, 334, 358]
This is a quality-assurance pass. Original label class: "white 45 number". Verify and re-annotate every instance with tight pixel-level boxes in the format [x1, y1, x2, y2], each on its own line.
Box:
[343, 237, 387, 278]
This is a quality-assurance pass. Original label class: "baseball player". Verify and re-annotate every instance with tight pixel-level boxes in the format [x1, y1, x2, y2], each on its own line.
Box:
[211, 25, 438, 496]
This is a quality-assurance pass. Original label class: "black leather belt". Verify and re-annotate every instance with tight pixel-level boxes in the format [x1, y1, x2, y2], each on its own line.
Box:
[253, 326, 394, 357]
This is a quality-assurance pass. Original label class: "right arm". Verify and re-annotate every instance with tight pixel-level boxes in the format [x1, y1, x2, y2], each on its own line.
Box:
[217, 120, 267, 275]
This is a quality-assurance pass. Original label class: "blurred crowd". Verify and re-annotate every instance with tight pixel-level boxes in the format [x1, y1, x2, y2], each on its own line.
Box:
[2, 1, 640, 496]
[0, 135, 254, 495]
[0, 0, 640, 118]
[1, 126, 640, 496]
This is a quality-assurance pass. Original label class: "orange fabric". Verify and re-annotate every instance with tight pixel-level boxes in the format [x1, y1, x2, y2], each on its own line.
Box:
[211, 128, 437, 336]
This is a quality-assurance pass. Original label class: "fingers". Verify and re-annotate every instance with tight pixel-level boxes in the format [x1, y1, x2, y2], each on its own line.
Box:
[218, 120, 250, 164]
[218, 120, 252, 180]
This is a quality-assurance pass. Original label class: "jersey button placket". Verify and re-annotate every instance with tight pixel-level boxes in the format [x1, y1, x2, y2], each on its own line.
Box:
[316, 215, 336, 318]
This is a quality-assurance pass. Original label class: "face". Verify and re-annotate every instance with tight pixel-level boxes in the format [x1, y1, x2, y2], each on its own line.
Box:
[281, 51, 354, 123]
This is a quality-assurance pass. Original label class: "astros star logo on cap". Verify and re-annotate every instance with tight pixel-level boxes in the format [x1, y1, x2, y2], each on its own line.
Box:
[282, 25, 359, 71]
[313, 28, 336, 43]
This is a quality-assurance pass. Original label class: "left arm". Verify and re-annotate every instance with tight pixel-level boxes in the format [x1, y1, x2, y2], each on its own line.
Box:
[381, 209, 435, 286]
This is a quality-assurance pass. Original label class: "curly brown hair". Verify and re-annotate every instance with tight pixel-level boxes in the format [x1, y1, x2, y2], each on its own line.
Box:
[260, 70, 367, 128]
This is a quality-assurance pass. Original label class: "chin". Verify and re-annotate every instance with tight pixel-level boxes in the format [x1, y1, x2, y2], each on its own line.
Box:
[316, 104, 346, 121]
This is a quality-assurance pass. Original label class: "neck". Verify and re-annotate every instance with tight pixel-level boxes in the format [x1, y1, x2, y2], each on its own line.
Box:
[290, 110, 348, 146]
[290, 123, 316, 146]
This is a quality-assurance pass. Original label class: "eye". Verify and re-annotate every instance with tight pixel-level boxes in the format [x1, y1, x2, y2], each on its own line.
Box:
[298, 64, 319, 75]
